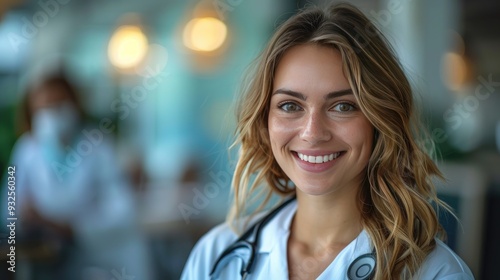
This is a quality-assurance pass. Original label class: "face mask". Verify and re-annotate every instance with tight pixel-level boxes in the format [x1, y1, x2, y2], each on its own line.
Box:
[32, 102, 80, 145]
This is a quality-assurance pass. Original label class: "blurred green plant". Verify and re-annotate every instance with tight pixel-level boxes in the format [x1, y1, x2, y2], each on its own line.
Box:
[0, 104, 18, 177]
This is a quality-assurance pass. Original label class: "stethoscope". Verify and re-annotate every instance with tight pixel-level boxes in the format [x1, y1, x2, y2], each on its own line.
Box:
[210, 196, 376, 280]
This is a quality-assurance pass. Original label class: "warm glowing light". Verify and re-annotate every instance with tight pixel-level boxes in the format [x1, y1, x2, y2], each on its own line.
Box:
[108, 25, 148, 70]
[442, 52, 468, 91]
[183, 17, 227, 52]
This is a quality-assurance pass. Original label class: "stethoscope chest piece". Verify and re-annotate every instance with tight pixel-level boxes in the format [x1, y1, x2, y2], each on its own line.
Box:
[347, 253, 376, 280]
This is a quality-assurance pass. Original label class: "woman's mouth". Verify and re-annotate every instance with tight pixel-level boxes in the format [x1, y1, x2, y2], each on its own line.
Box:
[296, 151, 342, 163]
[292, 150, 345, 173]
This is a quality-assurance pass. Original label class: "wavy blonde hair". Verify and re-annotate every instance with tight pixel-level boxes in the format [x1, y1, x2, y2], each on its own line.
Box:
[228, 3, 449, 279]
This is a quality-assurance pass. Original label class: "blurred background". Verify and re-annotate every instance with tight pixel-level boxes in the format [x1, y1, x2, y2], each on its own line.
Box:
[0, 0, 498, 279]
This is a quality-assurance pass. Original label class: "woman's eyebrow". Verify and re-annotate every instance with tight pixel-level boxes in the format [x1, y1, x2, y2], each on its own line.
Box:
[272, 89, 306, 100]
[325, 88, 353, 100]
[272, 88, 353, 100]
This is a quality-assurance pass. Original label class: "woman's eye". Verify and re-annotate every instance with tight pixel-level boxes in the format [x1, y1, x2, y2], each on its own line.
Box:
[332, 102, 356, 112]
[279, 102, 302, 112]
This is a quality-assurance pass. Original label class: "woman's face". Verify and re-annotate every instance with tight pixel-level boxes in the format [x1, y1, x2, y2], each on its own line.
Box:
[268, 44, 374, 196]
[29, 82, 80, 142]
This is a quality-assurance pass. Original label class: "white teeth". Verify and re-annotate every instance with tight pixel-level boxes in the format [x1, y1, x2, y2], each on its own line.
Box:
[297, 152, 341, 164]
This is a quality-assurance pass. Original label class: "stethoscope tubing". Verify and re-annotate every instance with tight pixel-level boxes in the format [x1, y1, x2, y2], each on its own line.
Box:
[209, 195, 376, 280]
[210, 196, 297, 278]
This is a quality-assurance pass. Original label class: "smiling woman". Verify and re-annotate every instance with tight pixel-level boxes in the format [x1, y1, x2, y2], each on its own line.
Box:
[269, 44, 374, 198]
[181, 2, 475, 280]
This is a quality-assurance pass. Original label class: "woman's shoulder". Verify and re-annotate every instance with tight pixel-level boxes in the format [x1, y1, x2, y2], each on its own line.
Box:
[180, 221, 237, 280]
[10, 133, 37, 162]
[195, 221, 239, 254]
[12, 132, 36, 149]
[417, 238, 475, 279]
[181, 212, 268, 280]
[185, 213, 265, 261]
[181, 199, 296, 280]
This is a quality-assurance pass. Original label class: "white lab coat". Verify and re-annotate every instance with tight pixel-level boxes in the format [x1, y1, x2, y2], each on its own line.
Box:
[3, 132, 153, 279]
[181, 200, 474, 279]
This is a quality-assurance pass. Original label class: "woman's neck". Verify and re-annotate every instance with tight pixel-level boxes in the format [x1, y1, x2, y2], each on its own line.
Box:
[290, 188, 363, 253]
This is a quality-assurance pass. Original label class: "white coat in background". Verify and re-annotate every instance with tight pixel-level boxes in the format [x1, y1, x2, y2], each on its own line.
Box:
[4, 132, 153, 279]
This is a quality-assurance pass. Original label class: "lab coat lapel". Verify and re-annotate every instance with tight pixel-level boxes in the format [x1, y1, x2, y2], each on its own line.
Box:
[244, 199, 373, 280]
[268, 229, 291, 279]
[316, 230, 372, 280]
[253, 200, 297, 279]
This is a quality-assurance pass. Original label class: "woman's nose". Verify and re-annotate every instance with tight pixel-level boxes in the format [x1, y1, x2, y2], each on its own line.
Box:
[299, 111, 332, 144]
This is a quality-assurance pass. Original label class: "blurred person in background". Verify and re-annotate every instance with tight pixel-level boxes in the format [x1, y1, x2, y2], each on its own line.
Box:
[2, 71, 153, 280]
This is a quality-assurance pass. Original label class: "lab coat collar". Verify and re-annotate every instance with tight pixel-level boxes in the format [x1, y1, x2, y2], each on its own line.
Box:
[258, 198, 297, 253]
[256, 199, 374, 279]
[318, 229, 372, 279]
[259, 198, 297, 278]
[257, 199, 372, 253]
